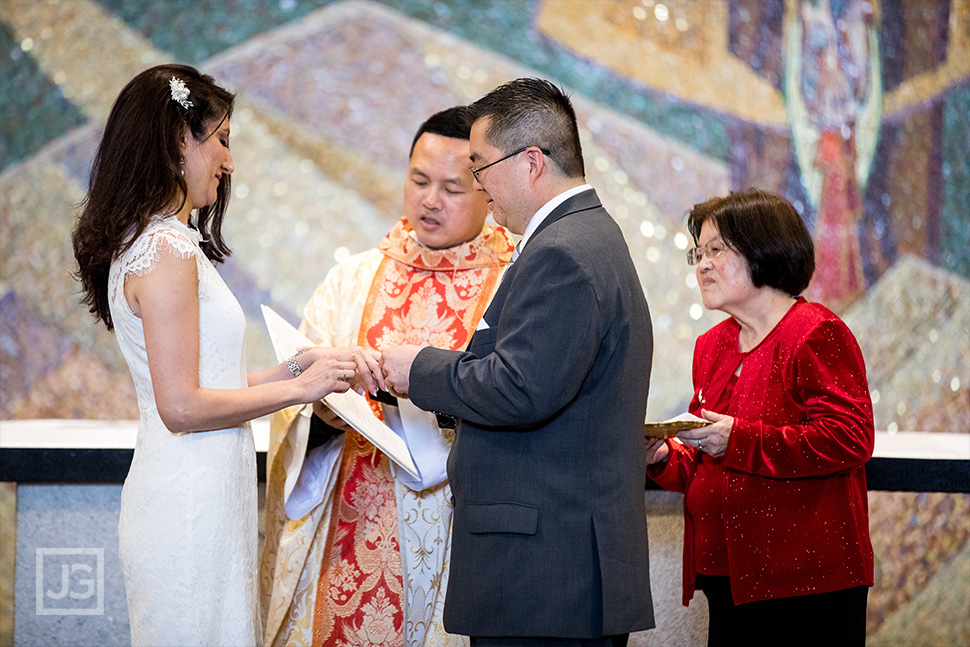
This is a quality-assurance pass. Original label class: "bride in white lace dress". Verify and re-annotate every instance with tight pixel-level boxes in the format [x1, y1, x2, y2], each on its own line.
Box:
[72, 64, 383, 646]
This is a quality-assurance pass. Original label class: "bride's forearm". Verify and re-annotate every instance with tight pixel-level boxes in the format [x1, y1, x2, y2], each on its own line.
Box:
[247, 361, 292, 387]
[157, 379, 309, 434]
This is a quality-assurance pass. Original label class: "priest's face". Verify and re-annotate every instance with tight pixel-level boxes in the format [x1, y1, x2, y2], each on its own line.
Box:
[404, 133, 488, 249]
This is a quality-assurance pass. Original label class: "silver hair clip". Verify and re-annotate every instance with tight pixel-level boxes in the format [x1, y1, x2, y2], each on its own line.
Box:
[169, 76, 193, 110]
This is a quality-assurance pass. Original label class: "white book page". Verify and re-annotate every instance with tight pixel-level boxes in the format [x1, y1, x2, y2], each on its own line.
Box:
[261, 304, 420, 479]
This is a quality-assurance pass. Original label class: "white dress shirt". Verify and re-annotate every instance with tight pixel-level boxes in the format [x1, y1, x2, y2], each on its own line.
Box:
[516, 183, 593, 258]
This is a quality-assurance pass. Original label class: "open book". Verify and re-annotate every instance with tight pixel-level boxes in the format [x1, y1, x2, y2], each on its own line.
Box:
[261, 304, 420, 479]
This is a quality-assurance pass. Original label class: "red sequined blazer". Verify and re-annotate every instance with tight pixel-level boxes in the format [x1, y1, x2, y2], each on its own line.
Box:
[649, 298, 875, 605]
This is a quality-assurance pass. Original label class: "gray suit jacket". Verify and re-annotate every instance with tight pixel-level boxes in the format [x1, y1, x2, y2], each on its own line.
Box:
[410, 189, 655, 638]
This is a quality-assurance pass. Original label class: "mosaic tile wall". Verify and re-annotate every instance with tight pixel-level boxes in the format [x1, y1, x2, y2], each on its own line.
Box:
[1, 0, 968, 643]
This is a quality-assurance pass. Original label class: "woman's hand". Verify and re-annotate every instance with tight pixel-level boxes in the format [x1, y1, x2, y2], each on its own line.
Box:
[293, 347, 356, 402]
[676, 409, 734, 458]
[645, 437, 670, 466]
[351, 346, 386, 396]
[293, 345, 386, 403]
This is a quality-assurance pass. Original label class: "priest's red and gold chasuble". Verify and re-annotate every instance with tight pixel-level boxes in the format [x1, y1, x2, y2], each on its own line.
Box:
[312, 218, 513, 645]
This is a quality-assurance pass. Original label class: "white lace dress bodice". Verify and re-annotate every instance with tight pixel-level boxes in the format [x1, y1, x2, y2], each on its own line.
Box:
[108, 216, 260, 646]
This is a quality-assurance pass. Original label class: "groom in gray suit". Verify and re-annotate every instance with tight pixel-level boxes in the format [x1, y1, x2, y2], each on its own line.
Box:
[381, 77, 655, 646]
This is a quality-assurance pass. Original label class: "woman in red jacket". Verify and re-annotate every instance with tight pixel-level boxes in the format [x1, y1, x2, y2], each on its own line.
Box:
[647, 188, 874, 647]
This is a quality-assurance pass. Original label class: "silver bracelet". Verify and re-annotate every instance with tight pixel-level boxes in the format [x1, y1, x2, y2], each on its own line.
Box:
[286, 355, 303, 378]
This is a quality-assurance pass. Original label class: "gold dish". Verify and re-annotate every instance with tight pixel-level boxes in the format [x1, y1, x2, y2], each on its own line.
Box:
[643, 419, 709, 438]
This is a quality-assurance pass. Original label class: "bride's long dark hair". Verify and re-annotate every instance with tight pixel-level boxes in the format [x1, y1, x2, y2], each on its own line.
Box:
[72, 64, 235, 330]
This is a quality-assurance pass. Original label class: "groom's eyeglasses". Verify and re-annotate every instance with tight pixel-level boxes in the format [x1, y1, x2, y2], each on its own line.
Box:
[470, 146, 551, 183]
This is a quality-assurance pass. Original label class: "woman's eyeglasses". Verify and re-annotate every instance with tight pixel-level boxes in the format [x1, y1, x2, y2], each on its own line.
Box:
[686, 238, 728, 265]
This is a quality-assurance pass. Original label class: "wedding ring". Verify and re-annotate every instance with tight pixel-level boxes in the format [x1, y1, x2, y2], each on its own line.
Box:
[698, 441, 703, 451]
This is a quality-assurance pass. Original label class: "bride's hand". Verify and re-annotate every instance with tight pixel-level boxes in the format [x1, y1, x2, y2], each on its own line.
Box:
[292, 347, 355, 402]
[350, 346, 386, 395]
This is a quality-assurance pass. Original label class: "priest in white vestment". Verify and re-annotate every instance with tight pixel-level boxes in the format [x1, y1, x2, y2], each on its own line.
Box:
[260, 106, 513, 647]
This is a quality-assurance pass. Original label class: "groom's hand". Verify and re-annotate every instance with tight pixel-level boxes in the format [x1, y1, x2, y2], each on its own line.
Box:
[379, 344, 424, 398]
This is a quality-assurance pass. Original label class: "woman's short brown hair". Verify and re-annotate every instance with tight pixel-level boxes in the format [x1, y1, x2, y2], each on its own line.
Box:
[687, 188, 815, 297]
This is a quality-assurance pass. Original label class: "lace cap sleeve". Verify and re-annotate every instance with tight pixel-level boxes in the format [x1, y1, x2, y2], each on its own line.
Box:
[110, 219, 211, 310]
[122, 225, 203, 279]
